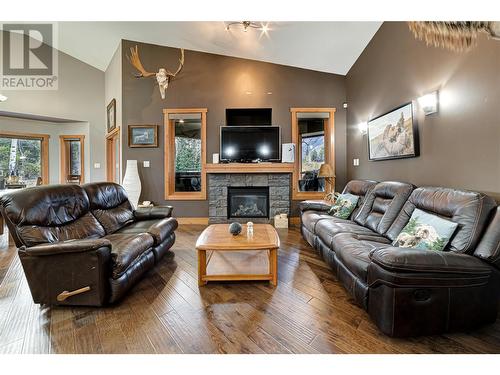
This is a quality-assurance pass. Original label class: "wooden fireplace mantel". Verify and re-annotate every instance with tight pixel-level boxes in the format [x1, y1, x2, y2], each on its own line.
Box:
[205, 163, 294, 174]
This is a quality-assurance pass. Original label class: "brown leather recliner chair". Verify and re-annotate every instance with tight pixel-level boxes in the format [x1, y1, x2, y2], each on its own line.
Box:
[0, 182, 178, 306]
[300, 181, 500, 337]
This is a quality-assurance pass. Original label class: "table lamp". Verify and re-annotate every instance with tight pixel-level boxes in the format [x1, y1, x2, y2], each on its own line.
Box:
[318, 163, 336, 202]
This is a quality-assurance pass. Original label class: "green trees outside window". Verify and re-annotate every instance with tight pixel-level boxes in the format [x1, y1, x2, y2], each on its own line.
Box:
[0, 137, 42, 186]
[174, 137, 201, 173]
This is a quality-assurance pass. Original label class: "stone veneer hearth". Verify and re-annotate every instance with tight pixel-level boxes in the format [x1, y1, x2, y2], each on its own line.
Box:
[208, 173, 291, 224]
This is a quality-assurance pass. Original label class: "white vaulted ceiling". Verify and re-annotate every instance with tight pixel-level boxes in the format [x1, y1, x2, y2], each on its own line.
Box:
[56, 21, 381, 74]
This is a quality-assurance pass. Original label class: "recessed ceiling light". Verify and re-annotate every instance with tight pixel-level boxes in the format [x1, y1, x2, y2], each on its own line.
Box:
[267, 92, 273, 95]
[245, 91, 252, 95]
[0, 94, 8, 102]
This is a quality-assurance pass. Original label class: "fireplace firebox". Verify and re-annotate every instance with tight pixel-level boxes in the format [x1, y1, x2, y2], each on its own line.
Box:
[228, 187, 269, 219]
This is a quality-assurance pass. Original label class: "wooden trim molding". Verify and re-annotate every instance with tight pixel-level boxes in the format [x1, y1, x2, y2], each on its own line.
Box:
[176, 217, 299, 227]
[163, 108, 208, 114]
[206, 162, 294, 174]
[176, 217, 209, 225]
[290, 107, 336, 201]
[106, 126, 120, 139]
[106, 126, 121, 183]
[164, 108, 207, 201]
[59, 134, 85, 184]
[0, 130, 50, 185]
[290, 108, 337, 113]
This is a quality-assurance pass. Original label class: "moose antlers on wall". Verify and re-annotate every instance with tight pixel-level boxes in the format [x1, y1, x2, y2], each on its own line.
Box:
[408, 21, 500, 52]
[127, 45, 185, 99]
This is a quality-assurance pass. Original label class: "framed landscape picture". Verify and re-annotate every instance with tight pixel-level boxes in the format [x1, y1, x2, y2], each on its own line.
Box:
[367, 102, 419, 161]
[106, 99, 116, 133]
[128, 125, 158, 148]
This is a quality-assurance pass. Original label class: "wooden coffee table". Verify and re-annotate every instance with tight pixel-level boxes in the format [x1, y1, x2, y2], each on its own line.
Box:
[195, 224, 280, 286]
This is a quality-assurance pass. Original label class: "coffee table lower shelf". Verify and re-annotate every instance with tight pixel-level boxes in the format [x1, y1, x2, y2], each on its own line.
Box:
[197, 249, 278, 286]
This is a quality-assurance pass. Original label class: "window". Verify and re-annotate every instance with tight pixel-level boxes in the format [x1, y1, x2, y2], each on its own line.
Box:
[0, 132, 49, 190]
[60, 135, 85, 184]
[164, 109, 207, 200]
[291, 108, 335, 200]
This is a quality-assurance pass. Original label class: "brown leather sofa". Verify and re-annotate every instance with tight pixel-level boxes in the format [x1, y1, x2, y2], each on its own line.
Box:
[0, 182, 178, 306]
[300, 180, 500, 337]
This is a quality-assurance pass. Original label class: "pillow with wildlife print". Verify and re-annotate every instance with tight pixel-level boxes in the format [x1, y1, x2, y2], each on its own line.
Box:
[328, 193, 359, 219]
[393, 208, 458, 251]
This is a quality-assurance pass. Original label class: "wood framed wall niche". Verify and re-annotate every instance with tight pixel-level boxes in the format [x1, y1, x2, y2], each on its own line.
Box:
[163, 108, 207, 201]
[290, 107, 336, 200]
[59, 134, 85, 184]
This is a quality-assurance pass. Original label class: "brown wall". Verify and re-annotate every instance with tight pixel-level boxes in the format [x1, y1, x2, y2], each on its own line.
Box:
[121, 40, 347, 217]
[346, 22, 500, 201]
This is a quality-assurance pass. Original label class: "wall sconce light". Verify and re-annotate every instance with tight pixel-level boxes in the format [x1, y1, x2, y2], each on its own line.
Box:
[418, 91, 439, 115]
[0, 94, 8, 102]
[358, 121, 368, 135]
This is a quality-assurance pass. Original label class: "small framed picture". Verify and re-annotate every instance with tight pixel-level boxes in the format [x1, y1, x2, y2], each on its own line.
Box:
[367, 102, 419, 161]
[128, 125, 158, 148]
[106, 99, 116, 133]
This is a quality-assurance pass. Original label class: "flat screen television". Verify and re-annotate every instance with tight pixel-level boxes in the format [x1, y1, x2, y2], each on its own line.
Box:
[220, 126, 281, 162]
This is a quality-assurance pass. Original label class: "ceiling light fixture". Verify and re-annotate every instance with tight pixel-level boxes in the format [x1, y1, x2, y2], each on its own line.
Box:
[225, 21, 268, 33]
[0, 94, 8, 102]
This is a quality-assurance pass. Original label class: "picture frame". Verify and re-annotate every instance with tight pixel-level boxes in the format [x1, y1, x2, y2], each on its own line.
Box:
[367, 102, 419, 161]
[106, 99, 116, 133]
[128, 125, 158, 148]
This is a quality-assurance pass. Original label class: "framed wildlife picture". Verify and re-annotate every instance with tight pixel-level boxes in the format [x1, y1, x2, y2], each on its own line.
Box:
[367, 102, 419, 161]
[106, 99, 116, 133]
[128, 125, 158, 148]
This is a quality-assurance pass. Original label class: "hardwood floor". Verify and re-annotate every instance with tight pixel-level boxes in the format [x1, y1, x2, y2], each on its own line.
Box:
[0, 224, 499, 354]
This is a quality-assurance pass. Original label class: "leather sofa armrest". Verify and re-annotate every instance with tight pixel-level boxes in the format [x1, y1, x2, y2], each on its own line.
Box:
[22, 238, 112, 256]
[133, 206, 173, 221]
[370, 247, 492, 275]
[299, 200, 331, 213]
[18, 238, 112, 306]
[147, 217, 178, 245]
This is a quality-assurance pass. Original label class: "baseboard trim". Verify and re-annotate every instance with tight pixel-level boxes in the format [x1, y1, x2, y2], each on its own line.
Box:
[177, 217, 209, 225]
[176, 217, 300, 226]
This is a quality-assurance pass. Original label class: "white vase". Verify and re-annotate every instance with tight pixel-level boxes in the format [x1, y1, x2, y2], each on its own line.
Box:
[122, 160, 141, 209]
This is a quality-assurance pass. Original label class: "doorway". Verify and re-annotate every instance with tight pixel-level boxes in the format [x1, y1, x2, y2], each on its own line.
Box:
[106, 127, 120, 183]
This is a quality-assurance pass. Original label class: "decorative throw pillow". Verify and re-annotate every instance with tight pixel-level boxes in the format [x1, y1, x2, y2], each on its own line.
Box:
[393, 208, 458, 251]
[328, 193, 359, 219]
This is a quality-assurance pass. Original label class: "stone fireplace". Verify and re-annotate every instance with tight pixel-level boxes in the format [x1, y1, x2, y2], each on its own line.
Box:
[208, 173, 290, 224]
